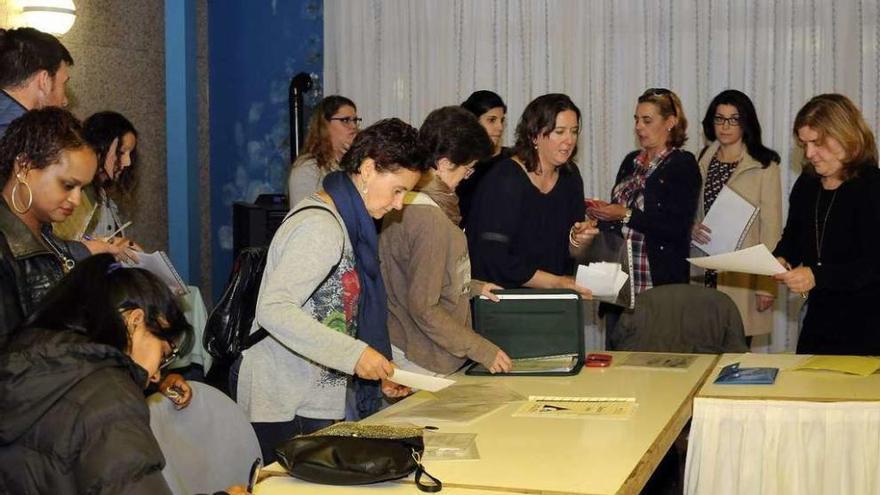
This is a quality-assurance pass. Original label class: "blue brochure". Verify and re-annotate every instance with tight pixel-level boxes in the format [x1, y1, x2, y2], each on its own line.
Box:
[713, 362, 779, 385]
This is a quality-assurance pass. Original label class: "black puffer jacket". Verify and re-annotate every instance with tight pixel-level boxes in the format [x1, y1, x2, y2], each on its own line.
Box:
[0, 327, 172, 495]
[0, 199, 89, 348]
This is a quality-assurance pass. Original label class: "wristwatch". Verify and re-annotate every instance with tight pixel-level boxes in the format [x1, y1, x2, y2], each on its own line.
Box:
[621, 208, 632, 225]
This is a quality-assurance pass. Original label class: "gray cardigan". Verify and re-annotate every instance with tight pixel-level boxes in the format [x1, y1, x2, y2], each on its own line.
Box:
[237, 196, 367, 422]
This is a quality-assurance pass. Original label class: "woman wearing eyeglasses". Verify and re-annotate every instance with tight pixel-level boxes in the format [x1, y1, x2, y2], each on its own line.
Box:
[588, 88, 701, 333]
[0, 254, 239, 494]
[287, 95, 362, 207]
[691, 90, 782, 345]
[380, 106, 512, 376]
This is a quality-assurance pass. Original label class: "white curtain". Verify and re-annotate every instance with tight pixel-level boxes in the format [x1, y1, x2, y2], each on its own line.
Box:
[685, 398, 880, 495]
[324, 0, 880, 352]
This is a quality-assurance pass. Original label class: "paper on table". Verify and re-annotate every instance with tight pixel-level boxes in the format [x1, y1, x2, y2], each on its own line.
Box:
[576, 262, 629, 297]
[693, 185, 759, 256]
[687, 244, 786, 276]
[389, 368, 455, 392]
[794, 355, 880, 377]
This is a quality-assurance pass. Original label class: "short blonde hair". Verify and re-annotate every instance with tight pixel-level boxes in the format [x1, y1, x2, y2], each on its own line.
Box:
[794, 94, 878, 179]
[638, 88, 688, 148]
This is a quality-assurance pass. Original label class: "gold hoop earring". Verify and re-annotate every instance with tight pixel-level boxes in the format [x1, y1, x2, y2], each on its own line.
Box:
[11, 174, 33, 214]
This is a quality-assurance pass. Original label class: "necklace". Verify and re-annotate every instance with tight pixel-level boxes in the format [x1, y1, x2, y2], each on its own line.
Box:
[41, 230, 76, 273]
[814, 186, 839, 267]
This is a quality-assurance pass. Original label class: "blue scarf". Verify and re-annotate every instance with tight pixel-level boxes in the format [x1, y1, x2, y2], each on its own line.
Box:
[323, 171, 389, 418]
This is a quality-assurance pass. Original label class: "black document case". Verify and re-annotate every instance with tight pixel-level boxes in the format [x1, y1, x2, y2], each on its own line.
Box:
[466, 289, 584, 376]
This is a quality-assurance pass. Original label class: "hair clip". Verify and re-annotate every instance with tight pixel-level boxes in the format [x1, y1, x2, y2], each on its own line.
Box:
[107, 261, 125, 274]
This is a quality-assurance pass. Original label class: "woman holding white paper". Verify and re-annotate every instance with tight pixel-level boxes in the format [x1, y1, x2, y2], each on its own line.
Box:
[773, 94, 880, 355]
[587, 88, 700, 334]
[692, 90, 782, 342]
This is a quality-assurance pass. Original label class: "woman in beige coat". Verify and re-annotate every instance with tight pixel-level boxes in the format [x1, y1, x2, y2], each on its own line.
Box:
[692, 90, 782, 342]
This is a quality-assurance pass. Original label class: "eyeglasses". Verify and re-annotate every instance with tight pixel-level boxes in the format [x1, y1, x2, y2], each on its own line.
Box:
[160, 340, 180, 370]
[329, 116, 363, 127]
[713, 115, 741, 127]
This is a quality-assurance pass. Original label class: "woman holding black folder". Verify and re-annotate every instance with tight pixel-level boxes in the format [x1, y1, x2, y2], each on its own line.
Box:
[691, 90, 782, 344]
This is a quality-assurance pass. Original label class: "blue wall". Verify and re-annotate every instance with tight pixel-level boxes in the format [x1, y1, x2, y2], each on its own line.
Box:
[208, 0, 323, 299]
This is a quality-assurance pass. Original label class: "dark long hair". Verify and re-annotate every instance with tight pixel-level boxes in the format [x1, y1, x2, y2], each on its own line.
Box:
[513, 93, 580, 173]
[461, 90, 507, 118]
[701, 90, 780, 168]
[83, 111, 139, 194]
[24, 254, 193, 356]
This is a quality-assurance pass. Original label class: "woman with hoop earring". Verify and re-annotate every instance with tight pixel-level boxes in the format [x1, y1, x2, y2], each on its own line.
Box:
[0, 108, 101, 345]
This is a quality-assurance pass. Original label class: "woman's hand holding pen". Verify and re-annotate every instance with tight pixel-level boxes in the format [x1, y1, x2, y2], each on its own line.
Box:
[773, 257, 813, 298]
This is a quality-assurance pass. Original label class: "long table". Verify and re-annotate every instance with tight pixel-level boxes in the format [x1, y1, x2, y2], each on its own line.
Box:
[257, 352, 716, 494]
[684, 353, 880, 495]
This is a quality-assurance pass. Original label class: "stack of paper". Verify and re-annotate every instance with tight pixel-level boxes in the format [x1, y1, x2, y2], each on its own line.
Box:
[576, 262, 628, 297]
[693, 185, 760, 255]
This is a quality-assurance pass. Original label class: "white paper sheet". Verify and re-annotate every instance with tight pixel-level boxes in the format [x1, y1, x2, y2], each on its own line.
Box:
[389, 369, 455, 392]
[687, 244, 786, 276]
[125, 251, 189, 295]
[576, 262, 629, 297]
[693, 186, 759, 255]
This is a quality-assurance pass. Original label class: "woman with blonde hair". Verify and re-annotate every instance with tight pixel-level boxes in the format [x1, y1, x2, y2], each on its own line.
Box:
[287, 95, 360, 206]
[774, 93, 880, 355]
[588, 88, 701, 334]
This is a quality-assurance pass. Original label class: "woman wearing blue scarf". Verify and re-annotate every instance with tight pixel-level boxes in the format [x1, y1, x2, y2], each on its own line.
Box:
[235, 118, 429, 463]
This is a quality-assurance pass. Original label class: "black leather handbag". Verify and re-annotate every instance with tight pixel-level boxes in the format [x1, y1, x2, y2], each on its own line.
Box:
[275, 422, 442, 492]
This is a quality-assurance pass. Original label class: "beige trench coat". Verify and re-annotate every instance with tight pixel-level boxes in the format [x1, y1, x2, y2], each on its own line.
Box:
[693, 142, 783, 336]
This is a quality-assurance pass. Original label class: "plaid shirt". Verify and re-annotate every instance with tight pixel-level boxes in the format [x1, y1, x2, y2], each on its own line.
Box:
[611, 148, 674, 294]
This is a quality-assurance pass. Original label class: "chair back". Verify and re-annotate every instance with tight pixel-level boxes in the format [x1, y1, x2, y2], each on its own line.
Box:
[147, 381, 261, 495]
[610, 284, 748, 353]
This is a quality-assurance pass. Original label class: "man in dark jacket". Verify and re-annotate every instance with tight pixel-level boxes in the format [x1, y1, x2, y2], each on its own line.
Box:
[0, 27, 73, 138]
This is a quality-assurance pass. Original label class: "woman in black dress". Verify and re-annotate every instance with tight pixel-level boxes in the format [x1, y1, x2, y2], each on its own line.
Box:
[774, 94, 880, 355]
[466, 93, 594, 295]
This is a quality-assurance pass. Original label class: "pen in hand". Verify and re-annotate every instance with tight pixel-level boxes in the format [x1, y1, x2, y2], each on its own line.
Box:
[105, 220, 133, 240]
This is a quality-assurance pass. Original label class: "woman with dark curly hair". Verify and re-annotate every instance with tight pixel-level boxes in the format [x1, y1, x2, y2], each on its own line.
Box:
[287, 95, 360, 206]
[235, 118, 430, 463]
[0, 108, 98, 344]
[466, 93, 593, 295]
